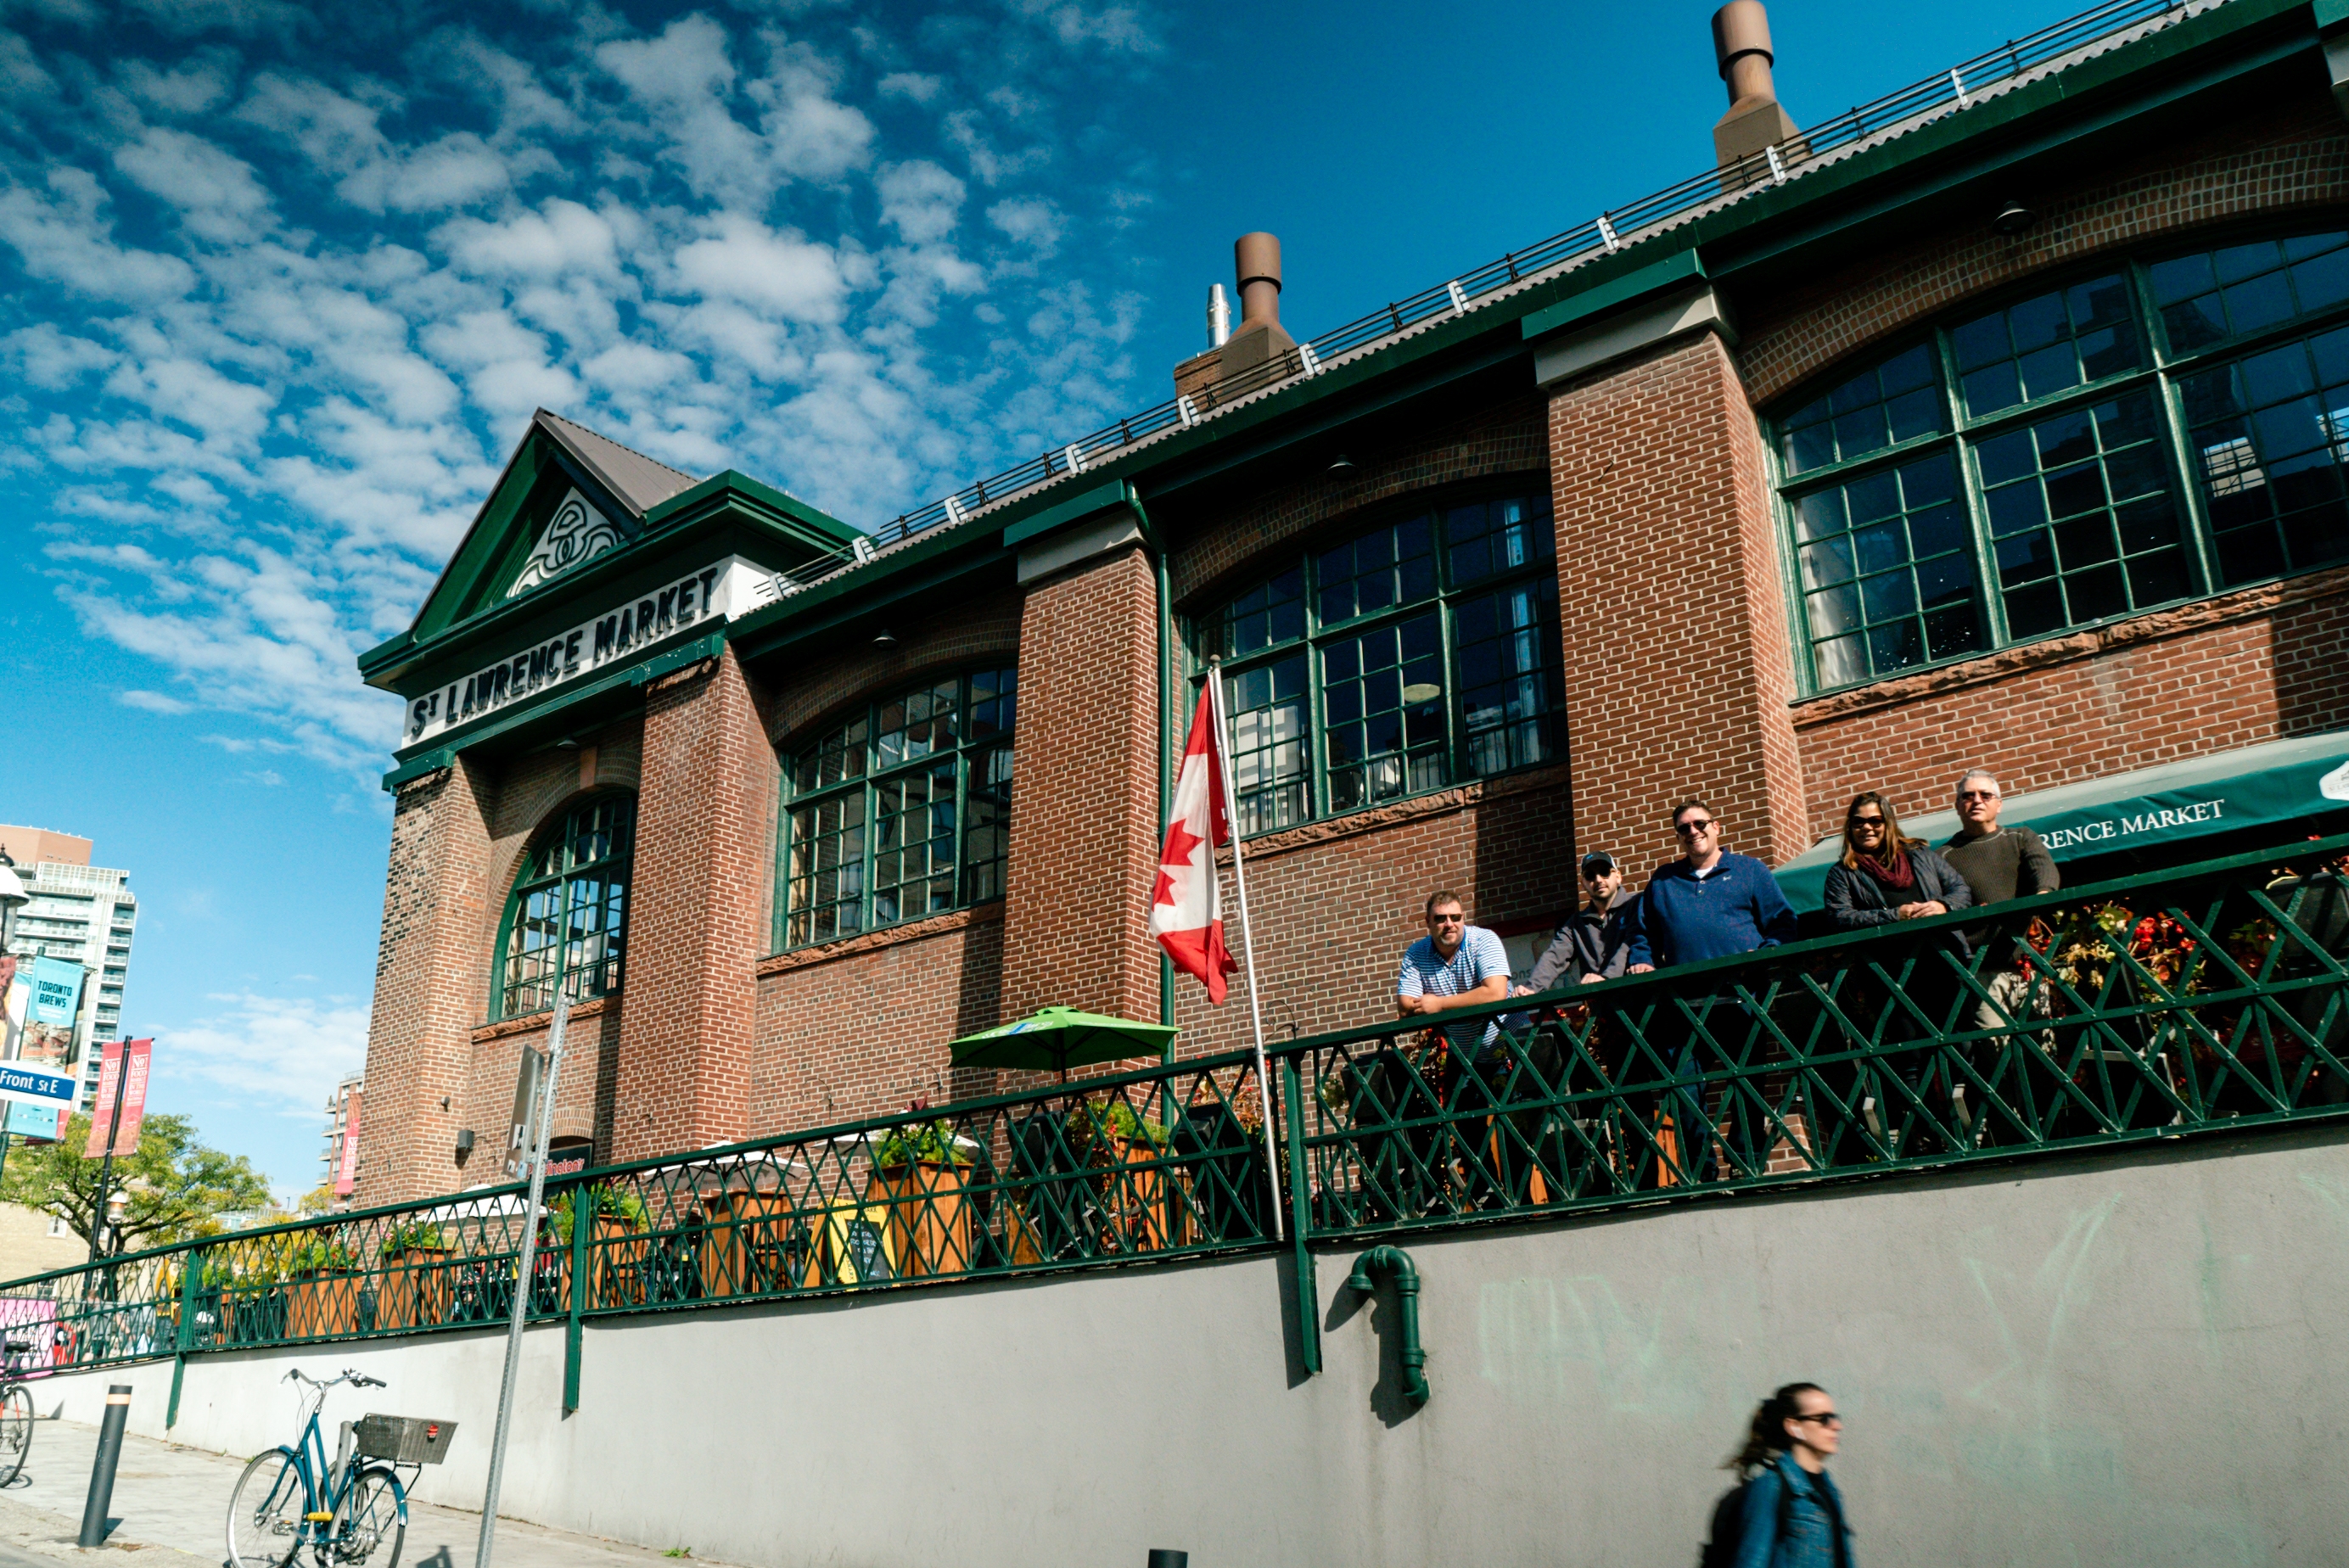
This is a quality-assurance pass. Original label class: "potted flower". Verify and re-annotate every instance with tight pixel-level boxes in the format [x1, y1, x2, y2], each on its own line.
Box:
[375, 1222, 453, 1332]
[284, 1236, 361, 1339]
[868, 1117, 974, 1278]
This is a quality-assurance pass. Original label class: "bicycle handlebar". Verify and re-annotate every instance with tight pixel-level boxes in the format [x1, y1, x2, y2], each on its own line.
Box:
[282, 1368, 389, 1394]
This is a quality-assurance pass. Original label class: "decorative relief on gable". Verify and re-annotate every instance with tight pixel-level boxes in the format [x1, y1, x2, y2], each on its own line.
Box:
[508, 488, 633, 597]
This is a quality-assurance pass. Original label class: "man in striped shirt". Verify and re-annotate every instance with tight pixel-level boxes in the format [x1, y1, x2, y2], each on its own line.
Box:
[1395, 889, 1512, 1056]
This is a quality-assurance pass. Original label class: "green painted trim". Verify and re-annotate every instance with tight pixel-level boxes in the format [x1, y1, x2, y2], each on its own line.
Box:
[645, 469, 863, 547]
[727, 523, 1012, 659]
[2315, 0, 2349, 35]
[998, 479, 1131, 547]
[384, 622, 720, 770]
[413, 438, 552, 644]
[1518, 249, 1706, 342]
[628, 630, 727, 686]
[380, 748, 456, 792]
[1283, 1057, 1321, 1376]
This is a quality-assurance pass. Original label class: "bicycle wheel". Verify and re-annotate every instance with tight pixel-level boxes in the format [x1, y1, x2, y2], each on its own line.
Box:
[332, 1466, 403, 1567]
[0, 1382, 32, 1487]
[226, 1449, 306, 1568]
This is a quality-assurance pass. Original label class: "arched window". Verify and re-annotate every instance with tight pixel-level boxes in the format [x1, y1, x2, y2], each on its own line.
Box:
[1197, 490, 1561, 835]
[781, 667, 1017, 948]
[1772, 227, 2349, 692]
[497, 793, 633, 1020]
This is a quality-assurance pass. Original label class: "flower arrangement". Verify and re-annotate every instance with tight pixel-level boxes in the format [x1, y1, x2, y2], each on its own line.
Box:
[872, 1117, 973, 1169]
[378, 1221, 451, 1258]
[545, 1184, 651, 1244]
[1064, 1097, 1166, 1157]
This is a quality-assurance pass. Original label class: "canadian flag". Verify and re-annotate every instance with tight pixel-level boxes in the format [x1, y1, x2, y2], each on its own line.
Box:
[1149, 686, 1240, 1004]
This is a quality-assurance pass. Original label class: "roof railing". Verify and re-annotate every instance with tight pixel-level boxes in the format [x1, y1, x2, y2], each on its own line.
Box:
[806, 0, 2207, 586]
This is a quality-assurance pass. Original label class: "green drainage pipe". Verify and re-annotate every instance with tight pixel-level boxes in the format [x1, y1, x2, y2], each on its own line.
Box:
[1345, 1246, 1429, 1407]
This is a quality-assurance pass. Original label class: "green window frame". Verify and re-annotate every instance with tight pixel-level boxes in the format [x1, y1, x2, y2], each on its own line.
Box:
[1196, 489, 1561, 837]
[778, 666, 1017, 949]
[1770, 226, 2349, 693]
[496, 792, 633, 1022]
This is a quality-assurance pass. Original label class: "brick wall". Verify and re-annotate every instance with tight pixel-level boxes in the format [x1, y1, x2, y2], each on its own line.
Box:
[999, 545, 1161, 1025]
[354, 759, 491, 1206]
[463, 998, 625, 1179]
[750, 905, 1006, 1132]
[1741, 94, 2349, 404]
[1548, 332, 1810, 879]
[766, 589, 1022, 747]
[610, 646, 776, 1162]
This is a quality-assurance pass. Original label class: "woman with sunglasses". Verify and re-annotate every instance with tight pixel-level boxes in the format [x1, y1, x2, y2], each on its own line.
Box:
[1707, 1382, 1855, 1568]
[1820, 792, 1973, 934]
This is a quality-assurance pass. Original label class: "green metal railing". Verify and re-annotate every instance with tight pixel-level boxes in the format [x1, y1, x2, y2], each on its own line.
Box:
[4, 831, 2345, 1402]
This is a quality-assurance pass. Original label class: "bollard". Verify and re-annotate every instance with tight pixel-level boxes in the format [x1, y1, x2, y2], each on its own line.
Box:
[77, 1384, 131, 1547]
[1146, 1552, 1189, 1568]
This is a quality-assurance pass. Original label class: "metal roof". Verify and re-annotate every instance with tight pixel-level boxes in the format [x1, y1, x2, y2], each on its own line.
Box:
[535, 410, 702, 518]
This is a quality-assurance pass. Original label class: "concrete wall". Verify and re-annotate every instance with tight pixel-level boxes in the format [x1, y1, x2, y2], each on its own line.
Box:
[50, 1127, 2349, 1567]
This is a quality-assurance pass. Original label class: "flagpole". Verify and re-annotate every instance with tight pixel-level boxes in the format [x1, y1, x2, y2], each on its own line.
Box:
[1204, 657, 1287, 1244]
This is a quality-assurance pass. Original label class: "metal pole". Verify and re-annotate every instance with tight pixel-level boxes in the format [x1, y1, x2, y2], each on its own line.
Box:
[76, 1384, 130, 1546]
[476, 991, 567, 1568]
[86, 1039, 131, 1268]
[1204, 658, 1285, 1242]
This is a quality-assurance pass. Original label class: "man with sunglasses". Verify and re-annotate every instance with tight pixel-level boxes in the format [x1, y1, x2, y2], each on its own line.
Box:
[1943, 767, 2060, 1061]
[1625, 800, 1797, 971]
[1515, 851, 1645, 997]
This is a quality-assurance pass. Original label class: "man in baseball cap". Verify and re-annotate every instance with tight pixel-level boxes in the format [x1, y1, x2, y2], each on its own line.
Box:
[1516, 849, 1645, 997]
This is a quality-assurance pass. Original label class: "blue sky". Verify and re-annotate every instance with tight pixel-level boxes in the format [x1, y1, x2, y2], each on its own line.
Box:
[0, 0, 2066, 1195]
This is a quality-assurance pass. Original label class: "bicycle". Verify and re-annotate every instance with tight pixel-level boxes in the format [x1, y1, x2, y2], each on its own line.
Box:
[0, 1334, 38, 1488]
[226, 1367, 406, 1568]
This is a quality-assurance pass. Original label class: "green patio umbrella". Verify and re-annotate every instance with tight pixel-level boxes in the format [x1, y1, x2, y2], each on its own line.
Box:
[948, 1006, 1178, 1081]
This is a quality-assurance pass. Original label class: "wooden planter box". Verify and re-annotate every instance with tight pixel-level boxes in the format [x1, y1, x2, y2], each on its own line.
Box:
[871, 1161, 973, 1279]
[285, 1271, 359, 1339]
[588, 1216, 648, 1309]
[375, 1247, 454, 1331]
[1102, 1136, 1174, 1253]
[698, 1190, 792, 1300]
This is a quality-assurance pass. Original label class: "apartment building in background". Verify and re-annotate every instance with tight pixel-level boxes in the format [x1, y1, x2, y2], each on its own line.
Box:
[0, 826, 137, 1109]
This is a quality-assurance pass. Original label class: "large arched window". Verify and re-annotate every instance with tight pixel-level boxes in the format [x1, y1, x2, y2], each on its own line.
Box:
[497, 793, 633, 1020]
[1197, 490, 1561, 836]
[1772, 227, 2349, 692]
[780, 667, 1017, 948]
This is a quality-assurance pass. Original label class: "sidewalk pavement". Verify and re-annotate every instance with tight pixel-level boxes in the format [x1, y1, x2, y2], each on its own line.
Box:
[0, 1417, 738, 1565]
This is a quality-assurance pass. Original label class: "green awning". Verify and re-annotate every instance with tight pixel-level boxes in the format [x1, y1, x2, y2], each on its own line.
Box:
[1776, 731, 2349, 911]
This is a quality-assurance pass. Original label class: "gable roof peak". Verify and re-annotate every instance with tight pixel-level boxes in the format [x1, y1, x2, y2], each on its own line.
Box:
[533, 409, 701, 518]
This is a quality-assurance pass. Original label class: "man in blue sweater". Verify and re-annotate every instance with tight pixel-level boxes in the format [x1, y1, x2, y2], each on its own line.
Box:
[1621, 799, 1797, 1185]
[1626, 799, 1798, 969]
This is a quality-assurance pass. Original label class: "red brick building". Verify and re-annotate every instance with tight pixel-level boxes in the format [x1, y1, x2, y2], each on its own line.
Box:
[354, 0, 2349, 1204]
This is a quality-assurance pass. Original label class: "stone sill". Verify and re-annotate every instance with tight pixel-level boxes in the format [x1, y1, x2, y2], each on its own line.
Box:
[1790, 564, 2349, 731]
[758, 900, 1006, 977]
[473, 992, 614, 1044]
[1233, 762, 1572, 865]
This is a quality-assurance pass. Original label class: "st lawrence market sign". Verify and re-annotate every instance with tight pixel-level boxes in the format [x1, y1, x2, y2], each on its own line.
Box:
[405, 556, 782, 745]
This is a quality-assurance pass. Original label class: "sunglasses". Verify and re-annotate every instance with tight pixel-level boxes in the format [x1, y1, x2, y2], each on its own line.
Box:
[1792, 1411, 1842, 1428]
[1848, 815, 1886, 828]
[1958, 789, 1999, 801]
[1673, 820, 1714, 836]
[1429, 913, 1465, 924]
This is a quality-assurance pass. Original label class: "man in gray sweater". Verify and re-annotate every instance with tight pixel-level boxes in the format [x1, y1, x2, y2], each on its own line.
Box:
[1942, 768, 2060, 1116]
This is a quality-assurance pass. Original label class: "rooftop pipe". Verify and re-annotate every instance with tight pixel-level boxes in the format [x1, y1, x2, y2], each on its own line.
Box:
[1711, 1, 1801, 174]
[1218, 232, 1296, 380]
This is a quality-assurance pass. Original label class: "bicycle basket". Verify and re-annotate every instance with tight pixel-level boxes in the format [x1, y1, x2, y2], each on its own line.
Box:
[353, 1414, 457, 1464]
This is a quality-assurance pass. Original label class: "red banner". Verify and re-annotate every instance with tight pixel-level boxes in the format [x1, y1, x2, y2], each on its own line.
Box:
[334, 1086, 362, 1196]
[82, 1039, 153, 1159]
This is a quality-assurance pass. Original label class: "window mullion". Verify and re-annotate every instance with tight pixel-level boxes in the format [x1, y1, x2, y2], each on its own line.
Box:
[2156, 364, 2218, 596]
[1936, 328, 2010, 651]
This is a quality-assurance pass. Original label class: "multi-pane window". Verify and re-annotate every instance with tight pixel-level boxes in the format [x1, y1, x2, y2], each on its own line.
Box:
[499, 793, 632, 1020]
[1772, 227, 2349, 692]
[1200, 491, 1561, 835]
[780, 668, 1016, 948]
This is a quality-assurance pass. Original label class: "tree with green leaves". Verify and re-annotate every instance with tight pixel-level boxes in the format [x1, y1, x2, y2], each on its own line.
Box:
[0, 1113, 272, 1257]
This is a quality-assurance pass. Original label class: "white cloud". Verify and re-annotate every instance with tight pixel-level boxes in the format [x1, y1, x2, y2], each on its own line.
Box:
[112, 128, 275, 244]
[877, 71, 939, 104]
[117, 689, 192, 714]
[987, 195, 1062, 255]
[878, 159, 962, 244]
[670, 213, 847, 322]
[161, 990, 368, 1120]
